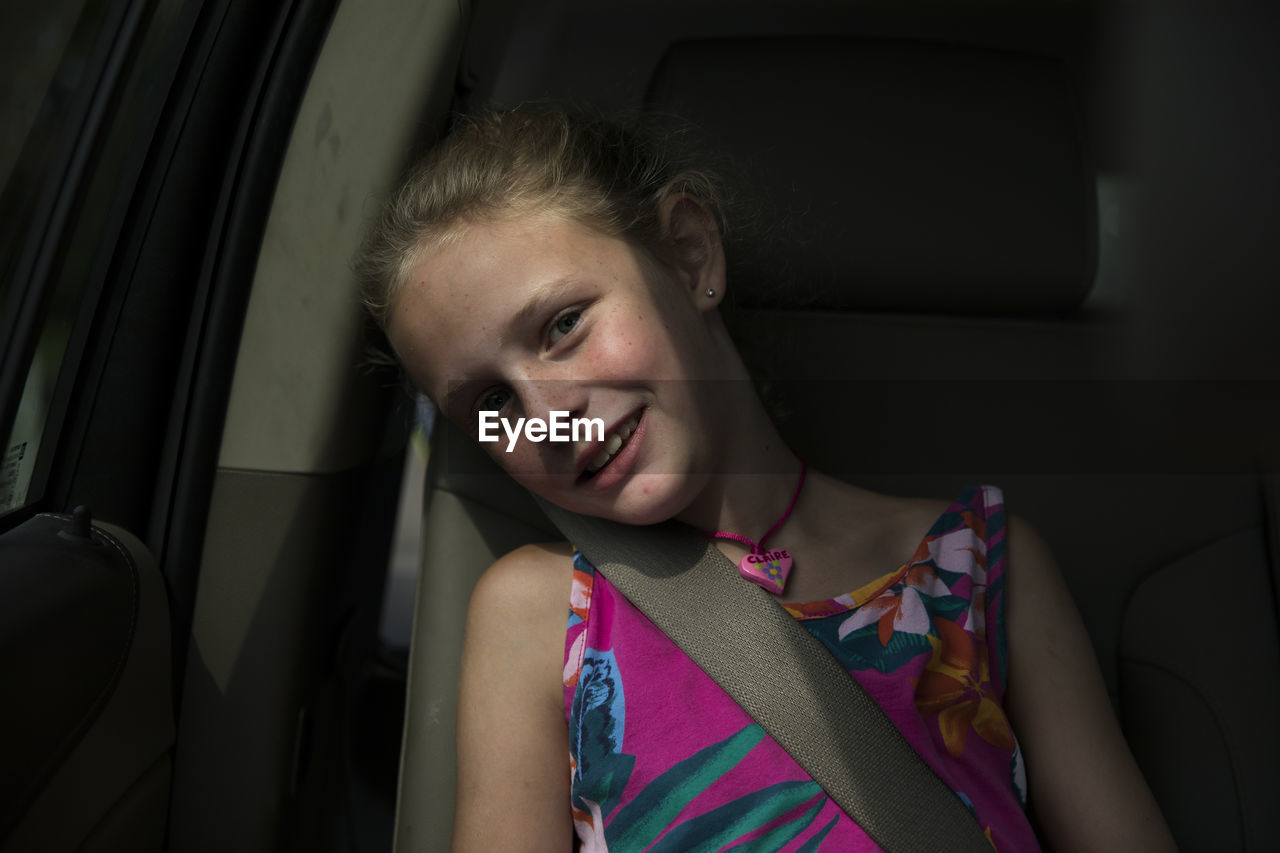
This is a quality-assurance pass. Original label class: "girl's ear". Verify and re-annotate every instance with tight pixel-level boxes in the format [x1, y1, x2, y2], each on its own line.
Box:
[658, 194, 726, 311]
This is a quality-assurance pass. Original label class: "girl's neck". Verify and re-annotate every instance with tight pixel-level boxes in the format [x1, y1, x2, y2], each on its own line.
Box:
[675, 416, 804, 540]
[675, 318, 805, 539]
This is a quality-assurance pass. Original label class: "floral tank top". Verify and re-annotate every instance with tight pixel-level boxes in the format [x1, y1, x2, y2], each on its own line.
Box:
[562, 485, 1040, 851]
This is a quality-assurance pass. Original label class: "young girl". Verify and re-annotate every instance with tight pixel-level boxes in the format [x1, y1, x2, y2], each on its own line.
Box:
[361, 106, 1175, 852]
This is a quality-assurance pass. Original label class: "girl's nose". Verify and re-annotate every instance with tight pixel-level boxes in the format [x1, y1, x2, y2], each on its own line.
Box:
[515, 379, 589, 427]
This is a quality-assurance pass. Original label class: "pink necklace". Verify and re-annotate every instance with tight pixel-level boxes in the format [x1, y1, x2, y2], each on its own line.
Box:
[704, 458, 807, 594]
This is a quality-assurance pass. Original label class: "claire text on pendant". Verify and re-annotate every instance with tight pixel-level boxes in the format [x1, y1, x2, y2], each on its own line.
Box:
[744, 549, 790, 564]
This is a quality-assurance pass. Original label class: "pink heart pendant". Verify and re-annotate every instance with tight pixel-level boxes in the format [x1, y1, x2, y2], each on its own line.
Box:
[738, 548, 793, 594]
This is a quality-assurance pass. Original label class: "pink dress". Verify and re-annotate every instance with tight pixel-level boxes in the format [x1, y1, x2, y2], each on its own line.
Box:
[562, 485, 1040, 851]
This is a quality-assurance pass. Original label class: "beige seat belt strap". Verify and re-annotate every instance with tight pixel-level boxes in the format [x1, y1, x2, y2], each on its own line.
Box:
[538, 503, 992, 853]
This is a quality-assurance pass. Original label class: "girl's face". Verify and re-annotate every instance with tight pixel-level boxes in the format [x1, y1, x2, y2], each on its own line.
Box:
[387, 206, 737, 525]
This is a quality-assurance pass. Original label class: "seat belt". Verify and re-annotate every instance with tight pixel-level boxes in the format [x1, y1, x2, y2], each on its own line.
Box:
[538, 502, 992, 853]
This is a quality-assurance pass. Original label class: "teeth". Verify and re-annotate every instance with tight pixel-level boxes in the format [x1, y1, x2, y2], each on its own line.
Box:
[586, 416, 641, 474]
[589, 447, 612, 470]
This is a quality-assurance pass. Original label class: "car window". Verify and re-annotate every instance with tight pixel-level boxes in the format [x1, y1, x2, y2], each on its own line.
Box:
[0, 0, 130, 515]
[0, 0, 118, 304]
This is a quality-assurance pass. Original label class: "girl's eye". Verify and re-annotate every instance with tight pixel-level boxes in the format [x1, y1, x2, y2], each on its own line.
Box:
[548, 309, 581, 345]
[478, 387, 511, 413]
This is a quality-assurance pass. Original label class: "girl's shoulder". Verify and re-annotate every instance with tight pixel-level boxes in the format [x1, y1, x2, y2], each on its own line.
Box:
[806, 479, 1004, 573]
[485, 539, 576, 575]
[467, 541, 576, 637]
[870, 484, 1007, 553]
[888, 483, 1004, 523]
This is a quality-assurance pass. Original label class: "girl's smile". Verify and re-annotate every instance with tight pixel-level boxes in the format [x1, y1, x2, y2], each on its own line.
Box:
[578, 407, 643, 477]
[579, 406, 647, 489]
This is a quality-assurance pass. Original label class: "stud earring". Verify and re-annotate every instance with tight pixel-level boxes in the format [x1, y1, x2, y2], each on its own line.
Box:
[706, 288, 716, 298]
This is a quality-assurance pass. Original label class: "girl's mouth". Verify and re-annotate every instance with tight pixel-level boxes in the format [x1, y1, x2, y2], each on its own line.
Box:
[581, 411, 643, 479]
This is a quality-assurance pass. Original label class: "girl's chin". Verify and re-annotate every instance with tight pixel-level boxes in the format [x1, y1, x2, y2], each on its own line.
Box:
[537, 471, 707, 528]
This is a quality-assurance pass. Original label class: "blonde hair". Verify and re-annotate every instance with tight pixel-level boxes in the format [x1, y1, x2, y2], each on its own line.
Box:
[357, 104, 728, 329]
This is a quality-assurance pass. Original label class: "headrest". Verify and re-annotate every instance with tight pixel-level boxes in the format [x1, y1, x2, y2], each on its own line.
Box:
[646, 38, 1097, 314]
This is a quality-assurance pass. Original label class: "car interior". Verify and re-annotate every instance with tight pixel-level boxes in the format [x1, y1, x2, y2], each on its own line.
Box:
[1, 1, 1278, 852]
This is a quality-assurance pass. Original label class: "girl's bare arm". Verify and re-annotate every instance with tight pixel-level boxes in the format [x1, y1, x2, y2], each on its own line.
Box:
[451, 543, 576, 852]
[1006, 517, 1177, 852]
